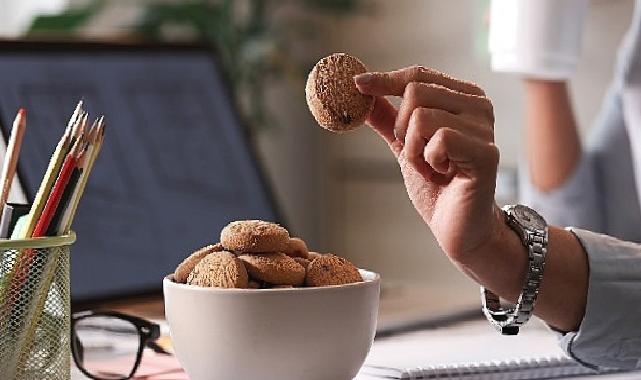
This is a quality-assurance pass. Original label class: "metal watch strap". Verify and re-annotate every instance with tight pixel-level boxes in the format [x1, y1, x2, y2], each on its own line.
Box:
[481, 205, 548, 335]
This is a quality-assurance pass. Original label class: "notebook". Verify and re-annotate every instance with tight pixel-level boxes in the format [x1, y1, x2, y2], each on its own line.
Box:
[356, 319, 631, 380]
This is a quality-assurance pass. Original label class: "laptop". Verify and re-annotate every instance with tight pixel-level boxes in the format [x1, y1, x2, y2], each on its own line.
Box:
[0, 41, 281, 303]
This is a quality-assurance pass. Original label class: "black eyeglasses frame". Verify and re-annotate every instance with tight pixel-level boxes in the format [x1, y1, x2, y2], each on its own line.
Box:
[71, 310, 161, 380]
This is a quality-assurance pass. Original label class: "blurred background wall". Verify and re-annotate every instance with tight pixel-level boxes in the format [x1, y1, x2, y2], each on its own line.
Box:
[0, 0, 634, 306]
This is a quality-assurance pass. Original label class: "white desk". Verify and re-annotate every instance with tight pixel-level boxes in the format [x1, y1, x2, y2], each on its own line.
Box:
[69, 317, 641, 379]
[355, 318, 641, 379]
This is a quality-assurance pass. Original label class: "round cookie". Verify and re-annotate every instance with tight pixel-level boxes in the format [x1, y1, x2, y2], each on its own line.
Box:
[174, 243, 223, 283]
[305, 254, 363, 287]
[187, 251, 249, 288]
[306, 53, 374, 132]
[283, 237, 309, 259]
[238, 252, 305, 286]
[307, 252, 325, 261]
[293, 257, 310, 270]
[221, 220, 290, 253]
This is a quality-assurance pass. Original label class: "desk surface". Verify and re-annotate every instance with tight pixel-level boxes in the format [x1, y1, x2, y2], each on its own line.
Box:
[70, 317, 641, 380]
[75, 288, 640, 380]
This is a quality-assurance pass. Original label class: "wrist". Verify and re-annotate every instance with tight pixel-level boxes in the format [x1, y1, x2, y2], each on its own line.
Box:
[458, 205, 529, 303]
[464, 205, 513, 261]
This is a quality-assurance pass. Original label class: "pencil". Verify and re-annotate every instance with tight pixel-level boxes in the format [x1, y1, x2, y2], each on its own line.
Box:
[71, 112, 87, 145]
[0, 109, 26, 221]
[62, 118, 105, 233]
[52, 123, 96, 236]
[32, 138, 82, 238]
[20, 103, 83, 239]
[47, 165, 82, 237]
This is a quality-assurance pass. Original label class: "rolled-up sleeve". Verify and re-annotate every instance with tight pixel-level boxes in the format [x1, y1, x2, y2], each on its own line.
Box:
[520, 157, 601, 232]
[555, 228, 641, 369]
[520, 83, 641, 243]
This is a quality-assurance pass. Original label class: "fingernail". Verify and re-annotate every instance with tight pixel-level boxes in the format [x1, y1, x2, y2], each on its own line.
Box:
[355, 73, 374, 85]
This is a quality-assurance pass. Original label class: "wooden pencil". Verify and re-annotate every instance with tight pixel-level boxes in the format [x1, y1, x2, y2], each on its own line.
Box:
[47, 164, 82, 236]
[53, 128, 94, 236]
[0, 109, 27, 221]
[20, 104, 83, 238]
[62, 118, 105, 233]
[31, 138, 82, 238]
[69, 111, 87, 149]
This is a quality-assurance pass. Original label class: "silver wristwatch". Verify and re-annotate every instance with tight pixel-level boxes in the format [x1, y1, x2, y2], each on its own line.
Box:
[481, 204, 548, 335]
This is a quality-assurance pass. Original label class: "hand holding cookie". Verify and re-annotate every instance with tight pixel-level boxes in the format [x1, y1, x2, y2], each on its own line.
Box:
[354, 64, 503, 264]
[305, 54, 502, 263]
[173, 220, 363, 289]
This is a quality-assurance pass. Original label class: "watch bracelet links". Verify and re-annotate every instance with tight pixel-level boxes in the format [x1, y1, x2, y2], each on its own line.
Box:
[482, 227, 547, 333]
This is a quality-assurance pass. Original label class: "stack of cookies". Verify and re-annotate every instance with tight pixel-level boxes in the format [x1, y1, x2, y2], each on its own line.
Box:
[173, 220, 363, 289]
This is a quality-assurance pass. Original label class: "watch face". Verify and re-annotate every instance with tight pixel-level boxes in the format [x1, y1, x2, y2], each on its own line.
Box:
[512, 205, 546, 230]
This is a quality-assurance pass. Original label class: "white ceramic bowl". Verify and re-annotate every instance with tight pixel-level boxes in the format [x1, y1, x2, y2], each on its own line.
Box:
[163, 270, 380, 380]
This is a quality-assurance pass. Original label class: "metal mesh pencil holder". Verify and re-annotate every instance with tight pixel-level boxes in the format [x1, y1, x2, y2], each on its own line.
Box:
[0, 232, 76, 380]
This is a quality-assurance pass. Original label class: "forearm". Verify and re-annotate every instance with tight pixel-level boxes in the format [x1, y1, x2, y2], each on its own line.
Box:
[456, 207, 589, 332]
[524, 80, 581, 192]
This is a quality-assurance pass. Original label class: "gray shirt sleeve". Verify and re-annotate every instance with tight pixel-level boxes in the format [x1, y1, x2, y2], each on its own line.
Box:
[520, 155, 600, 232]
[520, 84, 641, 242]
[555, 228, 641, 369]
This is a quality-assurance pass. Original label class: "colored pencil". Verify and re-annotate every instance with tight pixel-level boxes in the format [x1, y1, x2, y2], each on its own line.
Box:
[20, 102, 83, 239]
[31, 138, 82, 238]
[47, 166, 82, 237]
[0, 109, 26, 221]
[62, 118, 104, 233]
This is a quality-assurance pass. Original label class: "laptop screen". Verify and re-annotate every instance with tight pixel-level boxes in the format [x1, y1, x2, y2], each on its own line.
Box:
[0, 43, 279, 301]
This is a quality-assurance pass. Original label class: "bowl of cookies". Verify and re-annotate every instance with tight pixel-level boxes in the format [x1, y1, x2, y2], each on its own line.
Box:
[163, 220, 380, 380]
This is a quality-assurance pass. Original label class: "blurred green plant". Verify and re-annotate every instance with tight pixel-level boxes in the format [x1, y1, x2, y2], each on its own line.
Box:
[29, 0, 106, 34]
[29, 0, 365, 131]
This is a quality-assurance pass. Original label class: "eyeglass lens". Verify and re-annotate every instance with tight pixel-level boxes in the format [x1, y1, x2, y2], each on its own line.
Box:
[74, 315, 141, 379]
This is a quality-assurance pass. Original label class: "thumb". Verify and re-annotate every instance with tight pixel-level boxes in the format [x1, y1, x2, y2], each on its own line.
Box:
[366, 96, 402, 156]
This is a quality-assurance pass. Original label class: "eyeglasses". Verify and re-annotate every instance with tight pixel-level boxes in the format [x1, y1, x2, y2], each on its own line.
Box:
[71, 310, 169, 380]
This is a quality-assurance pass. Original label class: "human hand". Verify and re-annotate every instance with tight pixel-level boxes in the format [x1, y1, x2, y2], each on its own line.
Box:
[355, 66, 503, 263]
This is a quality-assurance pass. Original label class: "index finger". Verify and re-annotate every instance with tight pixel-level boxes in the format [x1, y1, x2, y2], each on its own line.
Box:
[355, 65, 485, 97]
